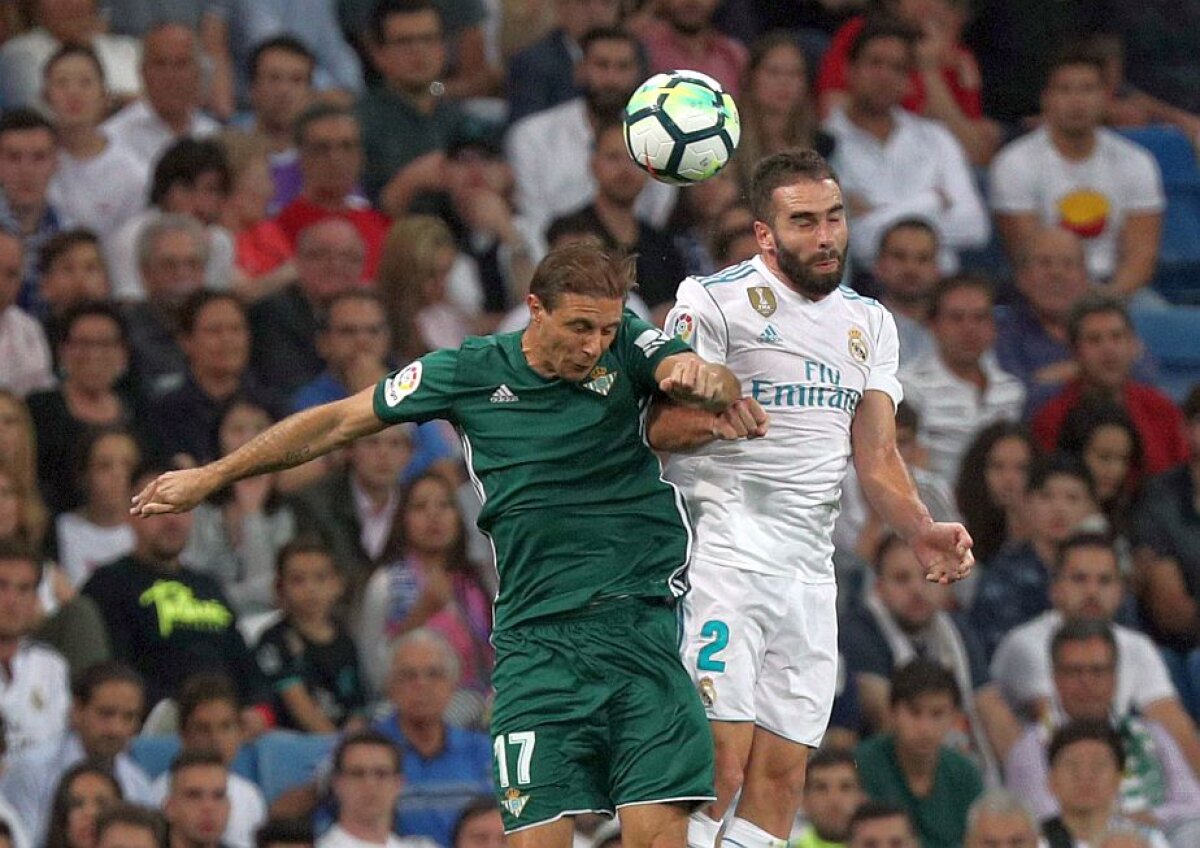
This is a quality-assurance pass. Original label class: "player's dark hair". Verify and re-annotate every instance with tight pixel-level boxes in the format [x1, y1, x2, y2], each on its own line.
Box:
[169, 749, 226, 782]
[149, 138, 231, 207]
[256, 817, 315, 848]
[848, 16, 919, 64]
[927, 273, 994, 320]
[529, 241, 635, 311]
[879, 217, 938, 254]
[579, 25, 639, 56]
[749, 148, 839, 224]
[0, 536, 44, 584]
[1026, 453, 1096, 501]
[1050, 618, 1118, 669]
[955, 421, 1039, 565]
[889, 659, 961, 709]
[1047, 718, 1124, 769]
[805, 747, 858, 781]
[333, 730, 403, 775]
[847, 800, 913, 841]
[1053, 531, 1116, 576]
[450, 797, 499, 848]
[1044, 41, 1109, 89]
[37, 228, 101, 276]
[177, 289, 245, 336]
[72, 661, 144, 705]
[275, 535, 339, 580]
[1066, 292, 1134, 348]
[44, 43, 106, 85]
[369, 0, 441, 45]
[176, 671, 240, 730]
[249, 35, 315, 83]
[0, 107, 55, 140]
[95, 804, 167, 848]
[294, 101, 358, 149]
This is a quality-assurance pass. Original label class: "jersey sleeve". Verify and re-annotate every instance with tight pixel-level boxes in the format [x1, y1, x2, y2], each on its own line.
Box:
[663, 277, 729, 363]
[615, 309, 692, 398]
[866, 309, 904, 408]
[373, 348, 462, 426]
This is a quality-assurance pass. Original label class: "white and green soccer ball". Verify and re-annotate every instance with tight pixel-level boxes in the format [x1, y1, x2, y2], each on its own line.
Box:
[622, 70, 741, 186]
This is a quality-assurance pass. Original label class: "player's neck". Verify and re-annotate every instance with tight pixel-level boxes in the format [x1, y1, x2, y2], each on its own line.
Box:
[1048, 124, 1098, 161]
[519, 330, 557, 378]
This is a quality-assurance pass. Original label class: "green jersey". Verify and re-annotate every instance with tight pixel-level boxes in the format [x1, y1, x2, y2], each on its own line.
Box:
[372, 310, 693, 631]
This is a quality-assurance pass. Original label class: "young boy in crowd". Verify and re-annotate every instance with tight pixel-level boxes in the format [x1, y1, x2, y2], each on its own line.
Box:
[794, 748, 864, 848]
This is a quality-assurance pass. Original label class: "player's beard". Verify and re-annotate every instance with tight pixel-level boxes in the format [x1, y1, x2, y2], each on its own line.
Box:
[586, 85, 634, 123]
[775, 238, 846, 299]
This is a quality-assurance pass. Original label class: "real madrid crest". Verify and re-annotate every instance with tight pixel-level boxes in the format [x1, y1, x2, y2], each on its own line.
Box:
[583, 366, 616, 396]
[848, 328, 868, 363]
[698, 676, 716, 708]
[746, 286, 777, 317]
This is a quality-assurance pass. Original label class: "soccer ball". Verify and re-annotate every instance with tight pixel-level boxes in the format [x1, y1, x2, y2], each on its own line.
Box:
[623, 70, 741, 186]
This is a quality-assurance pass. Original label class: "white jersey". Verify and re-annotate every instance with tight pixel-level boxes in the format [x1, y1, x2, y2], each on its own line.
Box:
[663, 255, 903, 582]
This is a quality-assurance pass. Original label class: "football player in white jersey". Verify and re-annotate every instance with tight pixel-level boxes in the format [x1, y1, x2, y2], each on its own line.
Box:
[647, 149, 975, 848]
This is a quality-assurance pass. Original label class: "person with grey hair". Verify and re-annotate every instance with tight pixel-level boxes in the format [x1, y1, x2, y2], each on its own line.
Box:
[964, 790, 1042, 848]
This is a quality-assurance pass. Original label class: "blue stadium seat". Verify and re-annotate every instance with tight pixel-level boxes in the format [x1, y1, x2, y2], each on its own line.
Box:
[254, 731, 338, 803]
[129, 736, 259, 781]
[1131, 307, 1200, 402]
[1117, 125, 1200, 190]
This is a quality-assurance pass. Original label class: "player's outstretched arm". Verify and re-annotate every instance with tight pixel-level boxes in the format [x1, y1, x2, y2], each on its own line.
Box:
[646, 398, 769, 452]
[131, 386, 387, 516]
[852, 390, 974, 584]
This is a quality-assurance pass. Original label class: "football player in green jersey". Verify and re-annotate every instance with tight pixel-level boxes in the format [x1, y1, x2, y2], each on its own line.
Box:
[132, 243, 769, 848]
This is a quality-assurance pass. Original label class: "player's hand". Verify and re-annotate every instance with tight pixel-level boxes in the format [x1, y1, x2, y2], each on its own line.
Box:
[911, 521, 974, 584]
[659, 358, 727, 411]
[712, 398, 769, 440]
[131, 467, 220, 516]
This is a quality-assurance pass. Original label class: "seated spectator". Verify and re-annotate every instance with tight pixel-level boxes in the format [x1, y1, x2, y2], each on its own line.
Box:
[1057, 402, 1143, 545]
[249, 219, 364, 399]
[294, 292, 391, 412]
[846, 801, 918, 848]
[94, 804, 168, 848]
[855, 661, 984, 848]
[27, 302, 135, 515]
[505, 27, 676, 236]
[964, 790, 1042, 848]
[0, 231, 54, 398]
[817, 1, 999, 165]
[359, 472, 492, 701]
[181, 400, 296, 616]
[120, 215, 207, 399]
[824, 18, 989, 274]
[549, 120, 686, 322]
[44, 760, 123, 848]
[870, 218, 939, 366]
[0, 539, 70, 754]
[1130, 387, 1200, 663]
[989, 44, 1163, 306]
[0, 661, 153, 846]
[447, 799, 501, 848]
[358, 0, 467, 217]
[0, 0, 140, 109]
[955, 422, 1038, 568]
[841, 536, 1017, 781]
[101, 24, 220, 167]
[793, 748, 864, 848]
[148, 674, 266, 848]
[634, 0, 748, 96]
[0, 108, 69, 317]
[0, 392, 48, 550]
[971, 456, 1099, 658]
[1032, 295, 1189, 482]
[244, 37, 316, 215]
[43, 46, 149, 243]
[1004, 620, 1200, 848]
[216, 130, 296, 303]
[105, 138, 234, 303]
[505, 0, 619, 122]
[256, 818, 315, 848]
[319, 731, 436, 848]
[36, 230, 111, 348]
[1041, 720, 1171, 848]
[162, 751, 230, 848]
[149, 292, 287, 465]
[254, 538, 367, 732]
[81, 465, 272, 718]
[899, 275, 1025, 487]
[273, 104, 389, 279]
[53, 428, 139, 589]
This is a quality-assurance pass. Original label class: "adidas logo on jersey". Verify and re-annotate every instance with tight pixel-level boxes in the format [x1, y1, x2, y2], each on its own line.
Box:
[490, 385, 519, 403]
[757, 324, 783, 344]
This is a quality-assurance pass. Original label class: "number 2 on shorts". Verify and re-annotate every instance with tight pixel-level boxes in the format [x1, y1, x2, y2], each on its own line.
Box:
[494, 731, 536, 788]
[697, 619, 729, 672]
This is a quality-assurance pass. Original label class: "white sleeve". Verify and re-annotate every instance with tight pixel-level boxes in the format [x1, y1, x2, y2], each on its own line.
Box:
[989, 142, 1039, 213]
[990, 632, 1048, 707]
[663, 277, 729, 363]
[1131, 633, 1180, 708]
[865, 309, 903, 408]
[931, 125, 991, 250]
[1122, 147, 1166, 213]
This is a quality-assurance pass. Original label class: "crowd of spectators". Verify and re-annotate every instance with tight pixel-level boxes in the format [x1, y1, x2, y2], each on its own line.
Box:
[0, 1, 1199, 847]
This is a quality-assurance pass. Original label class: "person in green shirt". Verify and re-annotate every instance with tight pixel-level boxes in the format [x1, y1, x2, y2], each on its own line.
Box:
[130, 242, 767, 848]
[856, 661, 984, 848]
[792, 748, 864, 848]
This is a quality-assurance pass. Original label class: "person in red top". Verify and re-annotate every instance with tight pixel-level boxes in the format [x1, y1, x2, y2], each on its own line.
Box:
[272, 102, 389, 280]
[634, 0, 748, 96]
[1033, 293, 1189, 482]
[815, 0, 1000, 165]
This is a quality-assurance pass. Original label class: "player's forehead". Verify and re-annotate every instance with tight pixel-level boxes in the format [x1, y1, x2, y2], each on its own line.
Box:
[550, 293, 625, 324]
[770, 178, 843, 217]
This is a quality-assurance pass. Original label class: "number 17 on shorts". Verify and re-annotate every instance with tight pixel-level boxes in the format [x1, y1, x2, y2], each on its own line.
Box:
[495, 732, 537, 819]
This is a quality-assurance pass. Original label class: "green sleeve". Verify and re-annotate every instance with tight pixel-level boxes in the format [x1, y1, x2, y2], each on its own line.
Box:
[373, 349, 462, 425]
[615, 309, 693, 398]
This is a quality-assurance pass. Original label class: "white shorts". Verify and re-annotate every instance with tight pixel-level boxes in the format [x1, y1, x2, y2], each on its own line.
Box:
[679, 560, 838, 747]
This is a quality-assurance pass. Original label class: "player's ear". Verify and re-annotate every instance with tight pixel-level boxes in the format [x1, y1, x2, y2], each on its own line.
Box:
[754, 220, 775, 252]
[527, 293, 547, 323]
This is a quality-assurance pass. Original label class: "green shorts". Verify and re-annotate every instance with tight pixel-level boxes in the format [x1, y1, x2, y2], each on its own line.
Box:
[489, 598, 715, 833]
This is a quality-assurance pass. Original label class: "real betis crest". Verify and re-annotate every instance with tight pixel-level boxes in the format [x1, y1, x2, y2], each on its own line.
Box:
[584, 366, 616, 396]
[502, 788, 530, 818]
[747, 286, 777, 317]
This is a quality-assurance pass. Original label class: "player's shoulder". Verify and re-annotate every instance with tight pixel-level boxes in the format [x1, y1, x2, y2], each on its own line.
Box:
[1095, 127, 1159, 165]
[693, 258, 760, 293]
[834, 285, 892, 333]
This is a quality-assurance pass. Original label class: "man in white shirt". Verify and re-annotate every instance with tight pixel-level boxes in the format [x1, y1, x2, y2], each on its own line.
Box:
[648, 149, 975, 848]
[0, 541, 69, 755]
[102, 24, 220, 168]
[899, 275, 1025, 487]
[164, 751, 231, 848]
[871, 218, 940, 366]
[318, 731, 437, 848]
[989, 43, 1164, 305]
[824, 17, 989, 274]
[0, 231, 53, 397]
[505, 26, 675, 236]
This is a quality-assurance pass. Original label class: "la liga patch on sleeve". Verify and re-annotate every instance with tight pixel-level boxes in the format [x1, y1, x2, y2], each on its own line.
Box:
[385, 361, 422, 406]
[672, 312, 695, 344]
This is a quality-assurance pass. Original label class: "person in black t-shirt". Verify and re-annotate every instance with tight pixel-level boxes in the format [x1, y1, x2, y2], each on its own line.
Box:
[254, 538, 366, 732]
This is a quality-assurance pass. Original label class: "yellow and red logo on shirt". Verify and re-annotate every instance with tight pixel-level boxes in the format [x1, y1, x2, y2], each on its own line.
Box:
[672, 312, 695, 344]
[1057, 189, 1111, 239]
